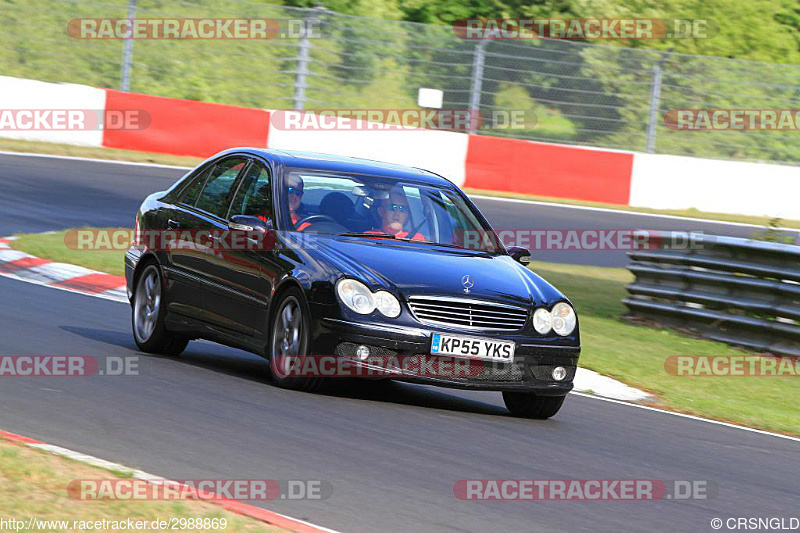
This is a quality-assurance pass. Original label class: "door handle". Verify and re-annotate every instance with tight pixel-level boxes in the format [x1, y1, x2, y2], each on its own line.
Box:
[167, 219, 180, 229]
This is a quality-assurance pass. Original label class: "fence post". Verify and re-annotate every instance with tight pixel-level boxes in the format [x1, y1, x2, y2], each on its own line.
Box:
[120, 0, 137, 92]
[293, 5, 325, 110]
[468, 40, 488, 134]
[645, 48, 673, 153]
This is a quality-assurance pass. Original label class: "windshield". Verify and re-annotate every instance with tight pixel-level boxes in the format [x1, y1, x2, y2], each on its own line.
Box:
[279, 171, 502, 251]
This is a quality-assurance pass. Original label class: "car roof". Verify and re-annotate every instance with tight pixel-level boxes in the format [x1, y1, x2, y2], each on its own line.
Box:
[218, 147, 455, 188]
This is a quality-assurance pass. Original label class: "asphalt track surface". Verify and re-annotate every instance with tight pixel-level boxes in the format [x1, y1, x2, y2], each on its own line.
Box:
[2, 152, 797, 267]
[0, 152, 798, 531]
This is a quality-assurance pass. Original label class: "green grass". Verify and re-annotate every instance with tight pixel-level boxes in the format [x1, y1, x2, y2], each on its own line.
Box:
[11, 228, 800, 436]
[13, 229, 128, 277]
[533, 262, 799, 436]
[0, 437, 285, 532]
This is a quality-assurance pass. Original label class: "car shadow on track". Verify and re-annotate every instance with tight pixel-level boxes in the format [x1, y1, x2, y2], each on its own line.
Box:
[61, 325, 512, 418]
[317, 379, 510, 417]
[60, 326, 133, 350]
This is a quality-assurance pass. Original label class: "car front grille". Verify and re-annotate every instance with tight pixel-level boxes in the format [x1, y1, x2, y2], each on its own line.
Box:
[407, 296, 528, 332]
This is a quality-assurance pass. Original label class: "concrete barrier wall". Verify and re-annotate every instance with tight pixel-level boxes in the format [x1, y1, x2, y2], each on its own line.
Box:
[0, 76, 106, 147]
[2, 75, 798, 219]
[266, 111, 469, 187]
[103, 90, 270, 158]
[463, 134, 634, 205]
[629, 153, 800, 220]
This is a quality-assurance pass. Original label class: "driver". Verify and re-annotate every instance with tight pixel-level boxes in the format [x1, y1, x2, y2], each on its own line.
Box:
[286, 174, 311, 232]
[371, 187, 425, 241]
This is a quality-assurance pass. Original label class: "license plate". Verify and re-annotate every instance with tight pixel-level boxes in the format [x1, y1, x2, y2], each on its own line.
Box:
[430, 333, 515, 363]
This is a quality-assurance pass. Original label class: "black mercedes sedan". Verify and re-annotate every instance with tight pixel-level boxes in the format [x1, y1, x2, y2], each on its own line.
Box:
[125, 148, 580, 418]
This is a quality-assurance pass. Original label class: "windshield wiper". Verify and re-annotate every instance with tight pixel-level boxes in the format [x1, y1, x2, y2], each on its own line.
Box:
[338, 232, 396, 239]
[394, 237, 502, 253]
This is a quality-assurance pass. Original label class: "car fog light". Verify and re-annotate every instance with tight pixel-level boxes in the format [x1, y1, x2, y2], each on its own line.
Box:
[552, 366, 567, 381]
[356, 345, 370, 360]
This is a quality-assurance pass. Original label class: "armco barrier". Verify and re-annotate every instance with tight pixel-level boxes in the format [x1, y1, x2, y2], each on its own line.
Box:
[623, 232, 800, 356]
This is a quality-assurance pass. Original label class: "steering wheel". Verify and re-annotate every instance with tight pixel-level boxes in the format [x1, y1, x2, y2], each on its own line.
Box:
[295, 214, 338, 228]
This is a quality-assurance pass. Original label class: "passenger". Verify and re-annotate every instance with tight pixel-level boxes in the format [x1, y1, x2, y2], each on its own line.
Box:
[370, 187, 425, 240]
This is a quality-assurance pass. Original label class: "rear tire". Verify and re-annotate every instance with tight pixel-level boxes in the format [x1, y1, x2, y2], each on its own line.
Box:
[131, 264, 188, 356]
[503, 392, 565, 419]
[268, 287, 323, 392]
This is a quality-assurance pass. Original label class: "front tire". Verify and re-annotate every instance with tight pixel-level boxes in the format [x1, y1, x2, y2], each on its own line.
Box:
[132, 264, 188, 356]
[503, 392, 565, 419]
[268, 287, 322, 392]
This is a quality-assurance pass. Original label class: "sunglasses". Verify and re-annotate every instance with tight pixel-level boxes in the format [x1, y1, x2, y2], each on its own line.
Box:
[288, 186, 304, 195]
[388, 203, 409, 212]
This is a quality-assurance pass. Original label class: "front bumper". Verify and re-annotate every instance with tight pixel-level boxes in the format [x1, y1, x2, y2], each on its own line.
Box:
[315, 317, 579, 395]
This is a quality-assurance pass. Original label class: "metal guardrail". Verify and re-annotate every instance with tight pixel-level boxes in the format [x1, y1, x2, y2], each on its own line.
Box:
[623, 231, 800, 356]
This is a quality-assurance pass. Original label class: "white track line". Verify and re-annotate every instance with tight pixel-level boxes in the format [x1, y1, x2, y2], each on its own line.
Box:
[570, 392, 800, 444]
[470, 194, 800, 232]
[0, 149, 191, 170]
[2, 435, 338, 533]
[2, 262, 795, 444]
[1, 235, 796, 442]
[1, 149, 797, 231]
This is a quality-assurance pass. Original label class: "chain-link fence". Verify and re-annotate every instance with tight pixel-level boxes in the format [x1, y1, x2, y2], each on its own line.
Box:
[2, 0, 799, 164]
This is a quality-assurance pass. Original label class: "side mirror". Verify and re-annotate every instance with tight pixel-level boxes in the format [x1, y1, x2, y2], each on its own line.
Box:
[507, 246, 531, 266]
[229, 215, 272, 233]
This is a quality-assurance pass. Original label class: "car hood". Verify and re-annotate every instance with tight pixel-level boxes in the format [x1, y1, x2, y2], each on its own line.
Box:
[299, 235, 566, 307]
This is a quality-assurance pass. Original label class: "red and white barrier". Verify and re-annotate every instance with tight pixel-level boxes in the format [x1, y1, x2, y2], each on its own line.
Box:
[2, 76, 798, 219]
[0, 76, 106, 147]
[463, 134, 634, 205]
[267, 114, 469, 187]
[103, 90, 270, 158]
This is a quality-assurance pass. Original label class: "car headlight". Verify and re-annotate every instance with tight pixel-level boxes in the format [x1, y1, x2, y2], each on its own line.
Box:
[374, 291, 401, 318]
[532, 307, 552, 334]
[336, 279, 375, 314]
[551, 302, 576, 336]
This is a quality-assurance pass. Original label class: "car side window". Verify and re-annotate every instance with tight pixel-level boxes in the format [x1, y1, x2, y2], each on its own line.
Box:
[178, 165, 213, 206]
[195, 158, 247, 218]
[229, 162, 272, 221]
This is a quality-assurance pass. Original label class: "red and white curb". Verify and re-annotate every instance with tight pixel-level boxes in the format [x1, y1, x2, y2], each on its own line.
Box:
[0, 235, 650, 401]
[0, 236, 127, 302]
[0, 429, 338, 533]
